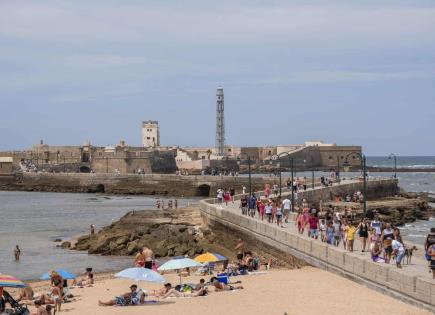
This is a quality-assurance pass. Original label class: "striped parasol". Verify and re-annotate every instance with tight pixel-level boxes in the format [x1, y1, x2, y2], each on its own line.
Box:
[0, 274, 26, 288]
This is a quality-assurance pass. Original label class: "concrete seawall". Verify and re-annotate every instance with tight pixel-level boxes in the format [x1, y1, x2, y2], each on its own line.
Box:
[200, 179, 435, 312]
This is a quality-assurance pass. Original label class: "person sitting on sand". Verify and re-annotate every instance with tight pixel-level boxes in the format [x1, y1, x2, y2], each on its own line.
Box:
[212, 280, 243, 291]
[37, 285, 61, 313]
[160, 283, 184, 299]
[190, 278, 208, 296]
[72, 267, 94, 287]
[34, 300, 49, 315]
[99, 284, 145, 306]
[18, 285, 34, 301]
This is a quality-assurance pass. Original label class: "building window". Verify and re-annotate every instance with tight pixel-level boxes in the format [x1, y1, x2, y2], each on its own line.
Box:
[147, 137, 150, 140]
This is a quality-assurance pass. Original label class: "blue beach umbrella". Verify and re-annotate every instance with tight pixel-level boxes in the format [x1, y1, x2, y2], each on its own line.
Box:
[115, 268, 166, 284]
[40, 269, 77, 280]
[213, 253, 227, 261]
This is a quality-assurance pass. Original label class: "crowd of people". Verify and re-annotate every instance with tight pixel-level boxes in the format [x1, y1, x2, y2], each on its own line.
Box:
[221, 183, 435, 274]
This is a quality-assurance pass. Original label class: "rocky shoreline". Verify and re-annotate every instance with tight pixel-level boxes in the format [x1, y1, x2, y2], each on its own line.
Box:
[69, 206, 302, 268]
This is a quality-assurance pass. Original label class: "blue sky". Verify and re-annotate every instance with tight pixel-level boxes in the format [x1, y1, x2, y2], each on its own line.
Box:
[1, 0, 435, 155]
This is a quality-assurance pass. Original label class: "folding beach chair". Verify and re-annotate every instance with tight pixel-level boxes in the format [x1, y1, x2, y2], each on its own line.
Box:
[3, 290, 30, 315]
[207, 262, 216, 275]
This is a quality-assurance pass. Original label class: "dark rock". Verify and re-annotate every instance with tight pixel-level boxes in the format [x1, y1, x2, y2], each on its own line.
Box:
[54, 238, 62, 242]
[61, 241, 71, 249]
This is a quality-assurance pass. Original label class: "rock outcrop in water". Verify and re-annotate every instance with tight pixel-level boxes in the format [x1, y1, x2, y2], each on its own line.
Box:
[73, 206, 216, 257]
[72, 206, 303, 268]
[326, 193, 434, 226]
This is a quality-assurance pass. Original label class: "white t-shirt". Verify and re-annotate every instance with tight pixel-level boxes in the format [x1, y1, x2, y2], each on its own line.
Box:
[282, 199, 291, 210]
[392, 240, 405, 253]
[265, 205, 273, 214]
[371, 220, 382, 235]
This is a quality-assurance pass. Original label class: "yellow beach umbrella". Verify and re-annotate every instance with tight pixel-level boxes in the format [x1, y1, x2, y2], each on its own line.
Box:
[194, 252, 226, 263]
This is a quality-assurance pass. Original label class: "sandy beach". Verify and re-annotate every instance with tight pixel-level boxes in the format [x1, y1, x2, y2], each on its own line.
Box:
[17, 267, 431, 315]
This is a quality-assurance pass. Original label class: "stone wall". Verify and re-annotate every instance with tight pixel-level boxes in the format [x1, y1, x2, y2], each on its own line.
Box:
[0, 173, 280, 196]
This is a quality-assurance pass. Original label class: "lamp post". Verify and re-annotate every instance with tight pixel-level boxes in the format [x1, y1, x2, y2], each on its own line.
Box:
[388, 153, 397, 179]
[272, 152, 294, 211]
[237, 154, 251, 196]
[63, 156, 66, 172]
[337, 156, 340, 182]
[344, 152, 367, 217]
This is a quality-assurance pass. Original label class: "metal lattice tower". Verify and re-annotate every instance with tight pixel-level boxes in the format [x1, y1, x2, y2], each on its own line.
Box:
[215, 86, 225, 156]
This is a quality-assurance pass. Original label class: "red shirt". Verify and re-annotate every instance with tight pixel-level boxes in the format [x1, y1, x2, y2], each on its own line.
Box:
[308, 217, 319, 229]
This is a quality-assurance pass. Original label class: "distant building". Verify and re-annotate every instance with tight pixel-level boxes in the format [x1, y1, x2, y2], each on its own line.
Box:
[0, 157, 13, 175]
[142, 120, 160, 148]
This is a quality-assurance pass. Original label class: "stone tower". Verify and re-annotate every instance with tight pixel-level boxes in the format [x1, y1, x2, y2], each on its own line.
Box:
[142, 120, 160, 148]
[215, 86, 225, 156]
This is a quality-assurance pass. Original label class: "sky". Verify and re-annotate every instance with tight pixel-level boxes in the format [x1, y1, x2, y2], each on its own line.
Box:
[1, 0, 435, 155]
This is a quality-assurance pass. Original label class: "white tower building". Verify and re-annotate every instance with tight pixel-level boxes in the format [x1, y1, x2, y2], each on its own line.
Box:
[142, 120, 160, 148]
[215, 87, 225, 156]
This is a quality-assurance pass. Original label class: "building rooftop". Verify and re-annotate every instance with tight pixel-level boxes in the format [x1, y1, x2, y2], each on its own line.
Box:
[0, 157, 13, 163]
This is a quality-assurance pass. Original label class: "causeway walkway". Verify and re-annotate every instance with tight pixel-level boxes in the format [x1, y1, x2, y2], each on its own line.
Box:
[200, 178, 435, 311]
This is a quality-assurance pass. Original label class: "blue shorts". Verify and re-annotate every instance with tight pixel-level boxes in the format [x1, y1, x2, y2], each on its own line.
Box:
[310, 229, 318, 237]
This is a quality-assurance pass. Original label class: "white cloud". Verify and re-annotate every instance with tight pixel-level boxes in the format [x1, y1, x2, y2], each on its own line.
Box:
[256, 68, 435, 84]
[0, 1, 434, 48]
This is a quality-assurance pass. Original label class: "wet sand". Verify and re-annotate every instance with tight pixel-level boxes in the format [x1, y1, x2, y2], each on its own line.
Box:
[19, 267, 432, 315]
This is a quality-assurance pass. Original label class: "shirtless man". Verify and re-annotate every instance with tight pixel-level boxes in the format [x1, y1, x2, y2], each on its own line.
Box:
[235, 239, 245, 262]
[34, 300, 49, 315]
[143, 247, 154, 269]
[134, 249, 146, 267]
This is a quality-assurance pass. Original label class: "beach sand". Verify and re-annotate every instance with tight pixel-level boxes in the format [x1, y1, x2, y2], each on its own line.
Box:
[19, 267, 432, 315]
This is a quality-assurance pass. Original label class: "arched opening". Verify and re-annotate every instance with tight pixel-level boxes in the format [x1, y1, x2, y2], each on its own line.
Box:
[95, 184, 105, 193]
[79, 166, 91, 173]
[196, 184, 211, 197]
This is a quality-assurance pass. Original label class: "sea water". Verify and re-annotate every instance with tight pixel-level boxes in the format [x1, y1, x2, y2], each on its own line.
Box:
[0, 191, 198, 280]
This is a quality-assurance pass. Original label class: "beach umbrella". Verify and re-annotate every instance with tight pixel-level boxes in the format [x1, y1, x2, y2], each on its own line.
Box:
[40, 269, 76, 280]
[194, 252, 227, 263]
[213, 253, 227, 261]
[0, 274, 26, 288]
[158, 258, 202, 284]
[157, 258, 202, 272]
[115, 268, 166, 284]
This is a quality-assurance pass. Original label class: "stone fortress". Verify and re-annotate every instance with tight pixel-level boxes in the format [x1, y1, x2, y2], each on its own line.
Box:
[0, 87, 362, 175]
